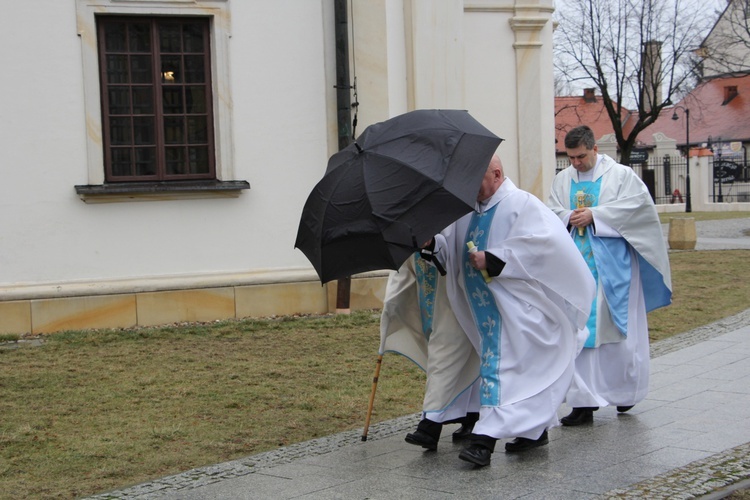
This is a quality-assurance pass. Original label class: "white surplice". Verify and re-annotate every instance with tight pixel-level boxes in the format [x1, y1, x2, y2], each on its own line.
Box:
[432, 178, 595, 440]
[548, 154, 672, 408]
[380, 254, 481, 423]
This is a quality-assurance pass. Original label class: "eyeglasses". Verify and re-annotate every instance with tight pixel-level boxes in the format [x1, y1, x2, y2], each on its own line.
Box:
[567, 153, 589, 161]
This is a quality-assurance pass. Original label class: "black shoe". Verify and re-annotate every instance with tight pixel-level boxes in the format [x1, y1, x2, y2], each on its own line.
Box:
[617, 405, 634, 413]
[504, 430, 549, 452]
[452, 412, 479, 442]
[405, 429, 438, 450]
[404, 418, 442, 451]
[561, 407, 598, 426]
[458, 444, 492, 466]
[458, 433, 496, 466]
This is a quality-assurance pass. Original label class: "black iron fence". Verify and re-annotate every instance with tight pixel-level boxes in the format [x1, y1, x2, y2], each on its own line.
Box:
[711, 157, 750, 203]
[555, 155, 750, 205]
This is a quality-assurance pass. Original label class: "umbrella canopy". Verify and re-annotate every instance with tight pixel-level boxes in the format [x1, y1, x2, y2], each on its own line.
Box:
[295, 109, 503, 283]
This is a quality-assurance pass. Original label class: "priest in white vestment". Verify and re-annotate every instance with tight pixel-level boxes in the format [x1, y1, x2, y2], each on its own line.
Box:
[380, 254, 481, 450]
[547, 125, 672, 426]
[426, 154, 596, 466]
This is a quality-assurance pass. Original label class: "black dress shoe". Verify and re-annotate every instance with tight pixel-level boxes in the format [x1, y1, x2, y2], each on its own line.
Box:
[405, 429, 438, 450]
[504, 430, 549, 452]
[404, 418, 442, 451]
[458, 433, 496, 466]
[458, 445, 492, 466]
[617, 405, 634, 413]
[561, 407, 598, 426]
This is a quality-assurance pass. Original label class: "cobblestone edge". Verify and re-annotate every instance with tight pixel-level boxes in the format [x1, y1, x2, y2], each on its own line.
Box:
[89, 308, 750, 499]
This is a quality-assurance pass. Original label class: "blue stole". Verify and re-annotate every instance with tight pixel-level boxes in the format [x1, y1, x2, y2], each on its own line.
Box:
[463, 205, 502, 406]
[570, 178, 630, 347]
[414, 253, 438, 339]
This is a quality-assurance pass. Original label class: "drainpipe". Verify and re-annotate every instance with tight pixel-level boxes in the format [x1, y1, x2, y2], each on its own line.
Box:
[334, 0, 353, 313]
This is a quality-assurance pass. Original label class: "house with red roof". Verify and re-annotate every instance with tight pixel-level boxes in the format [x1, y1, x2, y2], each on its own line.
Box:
[555, 75, 750, 160]
[555, 77, 750, 204]
[651, 74, 750, 156]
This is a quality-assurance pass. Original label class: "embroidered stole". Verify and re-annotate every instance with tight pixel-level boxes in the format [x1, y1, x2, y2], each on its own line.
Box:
[463, 205, 502, 406]
[414, 253, 438, 339]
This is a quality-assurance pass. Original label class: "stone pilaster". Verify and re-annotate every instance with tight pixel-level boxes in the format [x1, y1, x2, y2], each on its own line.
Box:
[510, 0, 555, 200]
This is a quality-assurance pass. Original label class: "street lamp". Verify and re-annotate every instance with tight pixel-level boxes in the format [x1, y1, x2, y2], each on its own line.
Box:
[708, 136, 724, 203]
[671, 106, 692, 212]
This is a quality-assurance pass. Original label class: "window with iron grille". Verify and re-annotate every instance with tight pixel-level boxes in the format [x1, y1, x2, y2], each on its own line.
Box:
[97, 17, 215, 182]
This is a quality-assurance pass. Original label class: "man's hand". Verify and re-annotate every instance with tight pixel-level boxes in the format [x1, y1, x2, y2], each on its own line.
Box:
[468, 250, 487, 270]
[569, 207, 593, 230]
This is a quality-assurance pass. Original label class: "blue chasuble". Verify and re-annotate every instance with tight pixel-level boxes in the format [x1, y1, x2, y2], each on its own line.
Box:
[463, 205, 502, 406]
[570, 178, 631, 347]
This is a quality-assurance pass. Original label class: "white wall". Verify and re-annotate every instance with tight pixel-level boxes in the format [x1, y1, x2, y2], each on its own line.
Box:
[0, 0, 557, 299]
[0, 1, 334, 289]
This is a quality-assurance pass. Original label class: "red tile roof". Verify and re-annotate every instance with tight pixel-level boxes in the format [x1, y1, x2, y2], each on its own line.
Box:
[555, 74, 750, 152]
[645, 74, 750, 147]
[554, 91, 636, 153]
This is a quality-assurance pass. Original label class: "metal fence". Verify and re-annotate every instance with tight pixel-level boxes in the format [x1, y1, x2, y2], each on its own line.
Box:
[710, 157, 750, 203]
[555, 155, 750, 205]
[630, 155, 687, 206]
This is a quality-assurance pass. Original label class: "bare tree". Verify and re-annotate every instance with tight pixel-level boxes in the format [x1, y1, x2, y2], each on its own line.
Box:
[699, 0, 750, 77]
[554, 0, 713, 163]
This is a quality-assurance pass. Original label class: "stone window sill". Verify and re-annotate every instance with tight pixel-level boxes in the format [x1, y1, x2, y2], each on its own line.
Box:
[74, 180, 250, 204]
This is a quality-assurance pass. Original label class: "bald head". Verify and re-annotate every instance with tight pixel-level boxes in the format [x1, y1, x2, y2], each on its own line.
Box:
[477, 154, 505, 202]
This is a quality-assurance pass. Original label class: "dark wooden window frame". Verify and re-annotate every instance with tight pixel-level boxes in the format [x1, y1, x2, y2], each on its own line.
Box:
[98, 15, 216, 182]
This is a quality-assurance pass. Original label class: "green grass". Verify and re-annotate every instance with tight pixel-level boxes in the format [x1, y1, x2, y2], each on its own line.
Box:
[1, 246, 750, 498]
[658, 210, 750, 224]
[0, 313, 424, 499]
[647, 250, 750, 341]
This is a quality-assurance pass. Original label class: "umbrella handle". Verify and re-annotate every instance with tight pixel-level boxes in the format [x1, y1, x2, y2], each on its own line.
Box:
[432, 259, 446, 276]
[419, 245, 446, 276]
[361, 354, 383, 441]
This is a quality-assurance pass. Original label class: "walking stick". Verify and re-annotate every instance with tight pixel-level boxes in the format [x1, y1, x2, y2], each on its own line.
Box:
[361, 354, 383, 441]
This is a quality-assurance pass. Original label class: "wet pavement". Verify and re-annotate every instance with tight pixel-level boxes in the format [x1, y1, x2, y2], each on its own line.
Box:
[87, 218, 750, 499]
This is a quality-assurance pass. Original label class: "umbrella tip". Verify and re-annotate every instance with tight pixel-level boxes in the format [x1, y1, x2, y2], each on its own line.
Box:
[354, 142, 362, 153]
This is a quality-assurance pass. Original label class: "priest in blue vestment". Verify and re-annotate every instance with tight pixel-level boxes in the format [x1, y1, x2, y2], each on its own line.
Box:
[425, 154, 596, 466]
[548, 125, 672, 426]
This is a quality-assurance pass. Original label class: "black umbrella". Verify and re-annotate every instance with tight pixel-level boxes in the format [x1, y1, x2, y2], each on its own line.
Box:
[295, 109, 503, 283]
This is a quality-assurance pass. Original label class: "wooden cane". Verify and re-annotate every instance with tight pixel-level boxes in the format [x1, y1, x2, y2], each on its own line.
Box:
[361, 354, 383, 441]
